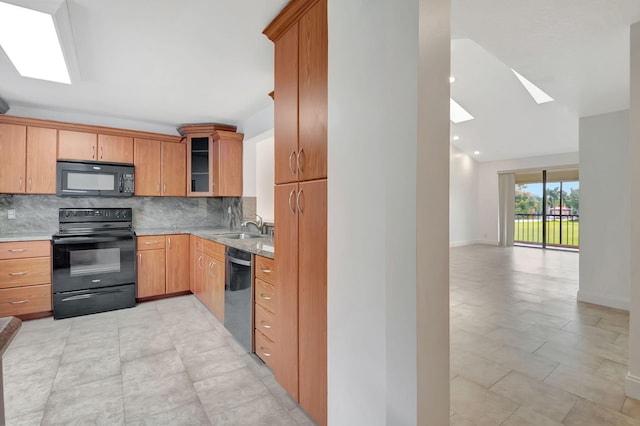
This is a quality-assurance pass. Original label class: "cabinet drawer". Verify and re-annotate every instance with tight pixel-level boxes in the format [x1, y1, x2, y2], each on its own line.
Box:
[0, 240, 50, 260]
[137, 236, 166, 250]
[203, 239, 225, 261]
[255, 329, 275, 368]
[255, 278, 275, 313]
[255, 303, 276, 342]
[0, 284, 52, 316]
[0, 258, 51, 288]
[255, 255, 275, 284]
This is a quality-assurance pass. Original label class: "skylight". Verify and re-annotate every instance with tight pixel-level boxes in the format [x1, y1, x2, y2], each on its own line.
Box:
[450, 98, 474, 123]
[511, 69, 553, 104]
[0, 1, 71, 84]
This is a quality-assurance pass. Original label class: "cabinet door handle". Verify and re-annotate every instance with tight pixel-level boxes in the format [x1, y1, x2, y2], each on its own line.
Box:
[260, 320, 272, 329]
[259, 347, 272, 357]
[296, 148, 304, 174]
[139, 253, 142, 265]
[259, 293, 272, 300]
[9, 299, 29, 305]
[8, 248, 27, 253]
[163, 183, 167, 194]
[167, 237, 171, 249]
[92, 145, 96, 159]
[288, 150, 297, 175]
[8, 271, 28, 276]
[144, 241, 159, 245]
[288, 189, 296, 214]
[28, 177, 32, 192]
[296, 189, 304, 214]
[100, 146, 104, 160]
[260, 268, 272, 274]
[198, 255, 203, 268]
[18, 177, 23, 191]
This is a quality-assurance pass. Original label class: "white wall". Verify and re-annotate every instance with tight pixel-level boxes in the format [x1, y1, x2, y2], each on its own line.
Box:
[328, 0, 450, 424]
[239, 103, 274, 141]
[627, 21, 640, 400]
[476, 152, 579, 245]
[579, 110, 630, 310]
[450, 145, 479, 246]
[255, 137, 274, 222]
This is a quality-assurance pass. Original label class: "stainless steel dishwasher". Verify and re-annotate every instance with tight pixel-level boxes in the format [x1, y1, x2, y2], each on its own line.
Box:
[224, 247, 253, 352]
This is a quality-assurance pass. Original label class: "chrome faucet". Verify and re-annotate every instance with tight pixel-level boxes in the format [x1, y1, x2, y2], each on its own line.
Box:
[241, 214, 263, 234]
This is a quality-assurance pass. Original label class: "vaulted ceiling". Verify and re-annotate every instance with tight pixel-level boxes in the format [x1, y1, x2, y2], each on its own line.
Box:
[0, 0, 639, 161]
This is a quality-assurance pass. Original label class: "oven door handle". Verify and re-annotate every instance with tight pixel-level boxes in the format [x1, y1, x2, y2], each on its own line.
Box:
[53, 235, 133, 245]
[61, 288, 126, 302]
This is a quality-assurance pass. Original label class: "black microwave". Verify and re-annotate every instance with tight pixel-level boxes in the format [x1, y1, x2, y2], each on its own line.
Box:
[57, 161, 135, 197]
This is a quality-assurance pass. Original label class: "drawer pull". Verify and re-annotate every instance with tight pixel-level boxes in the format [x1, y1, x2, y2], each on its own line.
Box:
[8, 248, 27, 253]
[9, 299, 29, 304]
[260, 268, 272, 274]
[260, 348, 272, 357]
[260, 320, 272, 329]
[144, 241, 160, 245]
[259, 293, 272, 300]
[9, 271, 28, 276]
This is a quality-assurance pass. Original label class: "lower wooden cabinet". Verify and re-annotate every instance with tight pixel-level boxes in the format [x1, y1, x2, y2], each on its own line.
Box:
[0, 240, 52, 316]
[254, 255, 276, 367]
[136, 234, 189, 298]
[190, 239, 225, 322]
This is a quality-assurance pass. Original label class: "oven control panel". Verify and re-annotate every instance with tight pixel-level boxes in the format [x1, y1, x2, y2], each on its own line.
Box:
[59, 208, 132, 222]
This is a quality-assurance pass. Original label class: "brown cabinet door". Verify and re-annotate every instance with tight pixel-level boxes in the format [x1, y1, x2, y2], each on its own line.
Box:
[297, 179, 327, 425]
[137, 249, 166, 298]
[58, 130, 97, 161]
[0, 123, 26, 193]
[26, 127, 57, 194]
[162, 142, 186, 196]
[134, 138, 162, 196]
[273, 183, 299, 400]
[212, 133, 243, 196]
[274, 24, 299, 185]
[206, 256, 225, 321]
[165, 235, 189, 294]
[98, 134, 133, 163]
[298, 0, 327, 182]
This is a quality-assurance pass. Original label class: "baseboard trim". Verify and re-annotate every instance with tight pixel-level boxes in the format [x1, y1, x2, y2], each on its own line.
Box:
[577, 289, 629, 311]
[626, 373, 640, 399]
[450, 240, 481, 247]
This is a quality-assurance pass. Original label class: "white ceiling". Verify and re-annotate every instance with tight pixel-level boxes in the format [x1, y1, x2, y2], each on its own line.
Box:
[0, 0, 639, 159]
[451, 0, 640, 161]
[0, 0, 288, 135]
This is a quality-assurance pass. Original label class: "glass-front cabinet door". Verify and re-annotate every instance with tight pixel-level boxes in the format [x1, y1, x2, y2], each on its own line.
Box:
[188, 134, 212, 195]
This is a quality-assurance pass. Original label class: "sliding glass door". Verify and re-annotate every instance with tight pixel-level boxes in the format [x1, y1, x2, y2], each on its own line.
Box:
[514, 169, 579, 249]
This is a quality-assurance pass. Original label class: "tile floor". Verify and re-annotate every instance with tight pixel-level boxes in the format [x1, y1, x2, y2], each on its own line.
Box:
[4, 295, 315, 425]
[6, 244, 639, 425]
[451, 244, 640, 425]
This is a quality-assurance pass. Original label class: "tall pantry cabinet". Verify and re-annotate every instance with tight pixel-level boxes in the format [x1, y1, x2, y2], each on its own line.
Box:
[264, 0, 327, 424]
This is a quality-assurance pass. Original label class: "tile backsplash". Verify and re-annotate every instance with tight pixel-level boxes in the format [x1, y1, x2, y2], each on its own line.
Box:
[0, 194, 243, 235]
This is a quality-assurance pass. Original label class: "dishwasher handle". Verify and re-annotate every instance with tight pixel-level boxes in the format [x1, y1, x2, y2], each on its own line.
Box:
[226, 255, 252, 267]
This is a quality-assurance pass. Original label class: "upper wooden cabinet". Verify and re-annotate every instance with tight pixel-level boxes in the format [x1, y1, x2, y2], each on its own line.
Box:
[267, 0, 327, 184]
[0, 123, 57, 194]
[134, 138, 186, 197]
[58, 130, 133, 164]
[179, 124, 244, 197]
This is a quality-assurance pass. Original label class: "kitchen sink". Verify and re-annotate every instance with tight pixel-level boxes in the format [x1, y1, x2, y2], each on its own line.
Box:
[220, 233, 262, 239]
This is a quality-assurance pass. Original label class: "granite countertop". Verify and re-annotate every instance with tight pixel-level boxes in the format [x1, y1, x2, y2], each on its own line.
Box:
[135, 227, 275, 259]
[0, 227, 276, 259]
[0, 317, 21, 356]
[0, 233, 54, 243]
